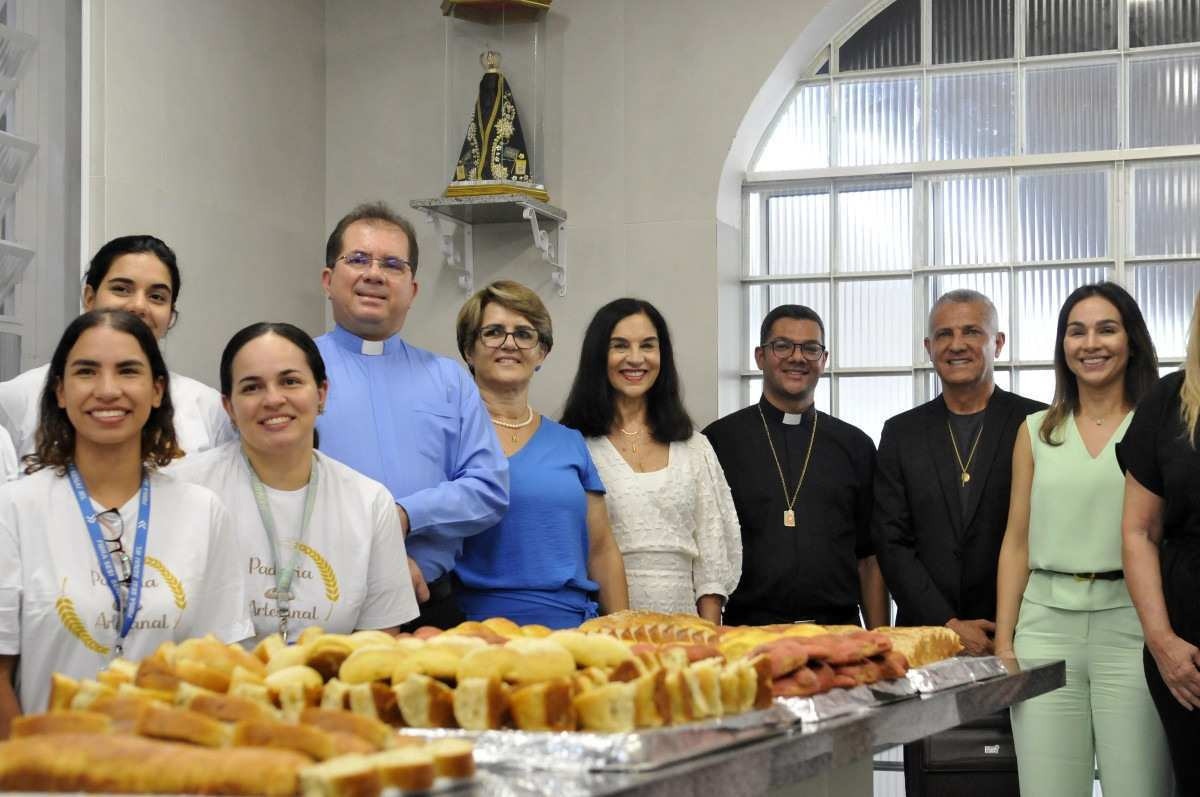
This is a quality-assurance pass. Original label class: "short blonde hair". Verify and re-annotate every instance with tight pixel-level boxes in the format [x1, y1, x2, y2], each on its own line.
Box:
[1182, 289, 1200, 446]
[456, 280, 553, 366]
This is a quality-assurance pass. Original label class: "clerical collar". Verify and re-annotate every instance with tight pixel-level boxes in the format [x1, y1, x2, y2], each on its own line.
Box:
[758, 396, 815, 426]
[329, 324, 402, 356]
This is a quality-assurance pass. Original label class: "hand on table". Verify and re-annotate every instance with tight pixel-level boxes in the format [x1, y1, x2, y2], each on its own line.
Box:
[946, 618, 996, 656]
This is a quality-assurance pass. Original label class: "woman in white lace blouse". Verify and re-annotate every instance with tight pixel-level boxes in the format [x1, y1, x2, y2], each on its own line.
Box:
[561, 299, 741, 623]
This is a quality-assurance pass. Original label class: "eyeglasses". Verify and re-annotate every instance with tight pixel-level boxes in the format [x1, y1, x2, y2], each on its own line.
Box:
[479, 324, 540, 350]
[97, 509, 132, 608]
[764, 339, 827, 361]
[335, 251, 412, 275]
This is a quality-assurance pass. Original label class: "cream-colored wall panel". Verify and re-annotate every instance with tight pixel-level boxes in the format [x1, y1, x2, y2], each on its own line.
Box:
[555, 0, 623, 225]
[101, 2, 167, 192]
[621, 218, 719, 425]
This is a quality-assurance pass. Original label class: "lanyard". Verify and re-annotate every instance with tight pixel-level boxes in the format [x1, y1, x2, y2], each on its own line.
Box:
[67, 464, 151, 658]
[244, 452, 319, 643]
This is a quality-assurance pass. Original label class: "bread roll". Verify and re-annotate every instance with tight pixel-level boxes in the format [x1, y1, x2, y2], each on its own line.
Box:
[347, 630, 397, 650]
[233, 718, 336, 761]
[187, 691, 274, 723]
[266, 643, 313, 674]
[391, 645, 461, 683]
[452, 676, 509, 731]
[10, 711, 112, 737]
[115, 682, 175, 704]
[509, 678, 576, 732]
[297, 626, 326, 645]
[394, 674, 456, 729]
[338, 646, 406, 685]
[549, 630, 634, 669]
[175, 658, 232, 693]
[365, 747, 435, 791]
[135, 703, 228, 748]
[573, 682, 635, 733]
[428, 738, 476, 779]
[254, 632, 286, 664]
[306, 638, 354, 682]
[455, 645, 520, 682]
[329, 731, 376, 757]
[298, 753, 382, 797]
[632, 668, 668, 729]
[66, 679, 116, 710]
[133, 655, 180, 693]
[503, 638, 576, 684]
[46, 673, 79, 711]
[689, 660, 723, 718]
[88, 694, 155, 731]
[0, 733, 308, 795]
[300, 707, 392, 750]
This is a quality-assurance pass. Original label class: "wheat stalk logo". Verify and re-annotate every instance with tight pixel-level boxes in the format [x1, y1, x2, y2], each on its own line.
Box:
[146, 556, 187, 610]
[296, 542, 339, 602]
[55, 578, 108, 655]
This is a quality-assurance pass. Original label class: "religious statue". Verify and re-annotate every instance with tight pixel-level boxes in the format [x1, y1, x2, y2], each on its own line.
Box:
[445, 50, 548, 202]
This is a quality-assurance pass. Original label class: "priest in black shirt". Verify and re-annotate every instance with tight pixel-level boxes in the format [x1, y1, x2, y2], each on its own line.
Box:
[703, 305, 888, 628]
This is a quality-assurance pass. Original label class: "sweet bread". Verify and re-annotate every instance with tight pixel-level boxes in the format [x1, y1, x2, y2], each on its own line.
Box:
[573, 681, 635, 733]
[300, 707, 392, 749]
[366, 747, 435, 791]
[394, 674, 456, 728]
[509, 678, 576, 732]
[428, 738, 476, 779]
[298, 753, 382, 797]
[233, 717, 336, 761]
[0, 733, 308, 795]
[10, 711, 111, 737]
[452, 676, 509, 731]
[135, 703, 228, 748]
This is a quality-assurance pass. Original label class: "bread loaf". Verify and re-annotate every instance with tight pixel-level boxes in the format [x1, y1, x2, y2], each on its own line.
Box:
[135, 703, 228, 748]
[365, 747, 435, 791]
[0, 733, 308, 795]
[394, 674, 456, 728]
[428, 738, 476, 779]
[573, 682, 635, 733]
[10, 711, 112, 738]
[298, 753, 382, 797]
[509, 678, 576, 732]
[452, 676, 509, 731]
[233, 718, 336, 761]
[300, 707, 392, 749]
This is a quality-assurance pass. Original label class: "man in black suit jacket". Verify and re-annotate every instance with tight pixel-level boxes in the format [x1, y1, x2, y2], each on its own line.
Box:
[873, 289, 1045, 796]
[873, 290, 1045, 653]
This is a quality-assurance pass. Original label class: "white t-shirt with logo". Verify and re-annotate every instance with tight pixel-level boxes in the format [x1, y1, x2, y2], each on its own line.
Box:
[0, 364, 237, 467]
[172, 442, 419, 644]
[0, 468, 253, 712]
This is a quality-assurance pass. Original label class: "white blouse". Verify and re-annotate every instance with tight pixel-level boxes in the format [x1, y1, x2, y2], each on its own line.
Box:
[586, 432, 742, 616]
[0, 468, 252, 712]
[172, 442, 419, 644]
[0, 364, 236, 467]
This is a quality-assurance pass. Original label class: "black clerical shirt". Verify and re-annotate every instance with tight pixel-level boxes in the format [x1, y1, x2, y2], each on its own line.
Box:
[703, 397, 876, 626]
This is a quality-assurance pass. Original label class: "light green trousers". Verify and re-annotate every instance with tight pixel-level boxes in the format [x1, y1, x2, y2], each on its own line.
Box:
[1012, 600, 1172, 797]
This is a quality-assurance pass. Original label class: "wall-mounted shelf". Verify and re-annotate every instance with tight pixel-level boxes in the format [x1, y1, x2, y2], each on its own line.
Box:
[410, 194, 567, 296]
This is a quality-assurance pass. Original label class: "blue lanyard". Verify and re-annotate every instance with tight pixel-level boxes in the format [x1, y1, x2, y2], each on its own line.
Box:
[67, 464, 151, 656]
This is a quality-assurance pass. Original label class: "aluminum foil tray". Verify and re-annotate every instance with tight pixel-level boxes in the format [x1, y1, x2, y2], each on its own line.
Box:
[774, 684, 877, 724]
[906, 655, 1008, 693]
[397, 705, 794, 773]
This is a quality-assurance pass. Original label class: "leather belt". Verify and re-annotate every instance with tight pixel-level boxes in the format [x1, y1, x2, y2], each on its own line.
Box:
[1034, 568, 1124, 581]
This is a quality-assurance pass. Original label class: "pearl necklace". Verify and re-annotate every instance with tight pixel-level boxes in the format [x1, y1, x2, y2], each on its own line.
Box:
[490, 406, 535, 443]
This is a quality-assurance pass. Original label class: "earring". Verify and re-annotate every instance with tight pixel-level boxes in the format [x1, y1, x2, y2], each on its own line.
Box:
[534, 365, 542, 372]
[318, 404, 325, 415]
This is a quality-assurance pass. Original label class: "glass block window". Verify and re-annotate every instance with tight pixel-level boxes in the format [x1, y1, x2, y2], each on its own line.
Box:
[743, 0, 1200, 443]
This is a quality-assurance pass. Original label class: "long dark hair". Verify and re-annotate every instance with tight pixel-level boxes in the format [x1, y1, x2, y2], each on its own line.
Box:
[1040, 282, 1159, 445]
[26, 309, 179, 474]
[560, 298, 693, 442]
[86, 235, 182, 318]
[219, 322, 328, 448]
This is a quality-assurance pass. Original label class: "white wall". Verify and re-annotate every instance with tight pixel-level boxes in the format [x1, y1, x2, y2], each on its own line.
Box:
[87, 0, 326, 386]
[324, 0, 844, 425]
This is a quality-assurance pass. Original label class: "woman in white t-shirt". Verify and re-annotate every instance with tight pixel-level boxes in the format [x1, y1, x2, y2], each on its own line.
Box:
[0, 235, 235, 468]
[172, 322, 419, 645]
[0, 309, 252, 732]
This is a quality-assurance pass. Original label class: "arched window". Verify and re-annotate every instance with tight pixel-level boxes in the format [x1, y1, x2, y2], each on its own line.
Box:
[744, 0, 1200, 443]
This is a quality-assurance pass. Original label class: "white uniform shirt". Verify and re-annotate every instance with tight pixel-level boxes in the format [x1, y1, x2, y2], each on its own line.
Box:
[0, 364, 236, 467]
[172, 442, 419, 643]
[0, 468, 253, 712]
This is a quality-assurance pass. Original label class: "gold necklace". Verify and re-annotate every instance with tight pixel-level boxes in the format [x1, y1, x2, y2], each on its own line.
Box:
[490, 405, 534, 443]
[946, 419, 985, 486]
[616, 426, 644, 469]
[757, 406, 818, 528]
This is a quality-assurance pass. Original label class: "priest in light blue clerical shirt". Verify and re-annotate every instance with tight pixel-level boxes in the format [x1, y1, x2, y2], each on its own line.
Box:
[315, 202, 508, 630]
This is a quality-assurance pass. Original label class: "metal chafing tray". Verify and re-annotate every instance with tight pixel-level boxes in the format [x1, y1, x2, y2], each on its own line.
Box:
[397, 704, 795, 773]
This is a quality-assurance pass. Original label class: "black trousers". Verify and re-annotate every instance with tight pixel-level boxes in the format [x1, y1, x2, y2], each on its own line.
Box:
[1145, 645, 1200, 794]
[398, 576, 465, 632]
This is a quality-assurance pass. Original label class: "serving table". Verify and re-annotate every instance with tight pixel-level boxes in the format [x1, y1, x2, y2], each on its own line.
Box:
[463, 658, 1064, 797]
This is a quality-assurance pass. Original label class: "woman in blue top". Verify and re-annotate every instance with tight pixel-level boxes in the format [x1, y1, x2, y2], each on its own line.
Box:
[453, 280, 628, 628]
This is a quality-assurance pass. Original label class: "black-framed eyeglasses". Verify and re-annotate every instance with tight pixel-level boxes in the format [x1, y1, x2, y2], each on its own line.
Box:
[479, 324, 540, 350]
[335, 251, 412, 275]
[764, 339, 827, 361]
[96, 509, 133, 592]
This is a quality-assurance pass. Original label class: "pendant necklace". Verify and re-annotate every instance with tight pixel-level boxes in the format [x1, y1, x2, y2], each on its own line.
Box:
[490, 405, 535, 443]
[618, 426, 643, 470]
[947, 419, 985, 486]
[758, 405, 818, 528]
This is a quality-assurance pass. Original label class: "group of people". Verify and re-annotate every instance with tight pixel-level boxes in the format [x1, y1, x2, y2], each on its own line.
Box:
[0, 201, 1195, 796]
